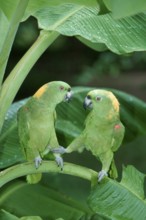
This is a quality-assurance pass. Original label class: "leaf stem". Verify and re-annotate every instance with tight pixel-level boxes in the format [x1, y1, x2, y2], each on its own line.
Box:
[0, 30, 59, 133]
[0, 0, 29, 85]
[0, 161, 98, 188]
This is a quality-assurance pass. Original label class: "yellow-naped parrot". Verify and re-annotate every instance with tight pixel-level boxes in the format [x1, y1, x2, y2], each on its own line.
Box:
[17, 81, 72, 184]
[53, 89, 125, 182]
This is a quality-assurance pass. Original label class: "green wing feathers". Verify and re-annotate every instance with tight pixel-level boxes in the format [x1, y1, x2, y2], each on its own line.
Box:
[111, 122, 125, 152]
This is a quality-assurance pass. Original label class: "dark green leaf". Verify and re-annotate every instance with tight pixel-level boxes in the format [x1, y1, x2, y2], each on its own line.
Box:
[0, 181, 90, 219]
[0, 99, 26, 168]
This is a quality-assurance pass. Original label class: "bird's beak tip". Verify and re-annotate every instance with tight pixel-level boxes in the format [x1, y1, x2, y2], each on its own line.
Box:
[83, 96, 92, 110]
[64, 90, 73, 102]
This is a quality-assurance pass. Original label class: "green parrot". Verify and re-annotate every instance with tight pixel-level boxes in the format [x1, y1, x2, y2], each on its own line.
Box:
[17, 81, 72, 184]
[53, 89, 125, 182]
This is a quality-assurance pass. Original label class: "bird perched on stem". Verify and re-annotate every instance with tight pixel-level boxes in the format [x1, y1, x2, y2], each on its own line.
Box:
[53, 89, 125, 182]
[17, 81, 72, 184]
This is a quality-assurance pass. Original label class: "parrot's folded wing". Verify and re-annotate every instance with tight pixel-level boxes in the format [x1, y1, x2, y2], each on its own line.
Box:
[111, 122, 125, 152]
[17, 107, 30, 157]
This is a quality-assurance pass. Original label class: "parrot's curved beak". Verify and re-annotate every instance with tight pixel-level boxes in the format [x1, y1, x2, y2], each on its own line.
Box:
[64, 90, 73, 102]
[83, 96, 92, 110]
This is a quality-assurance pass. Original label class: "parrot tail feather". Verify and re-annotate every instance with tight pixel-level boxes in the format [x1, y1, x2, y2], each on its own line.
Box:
[27, 173, 42, 184]
[109, 159, 118, 180]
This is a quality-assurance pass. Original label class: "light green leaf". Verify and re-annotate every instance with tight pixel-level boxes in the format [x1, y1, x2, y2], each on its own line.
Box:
[26, 3, 146, 54]
[77, 36, 107, 52]
[0, 1, 19, 20]
[0, 0, 29, 85]
[0, 9, 9, 53]
[20, 217, 42, 220]
[88, 166, 146, 220]
[121, 165, 145, 199]
[0, 209, 19, 220]
[109, 0, 146, 19]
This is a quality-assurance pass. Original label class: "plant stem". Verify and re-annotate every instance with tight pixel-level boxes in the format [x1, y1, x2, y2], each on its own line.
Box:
[0, 0, 29, 86]
[0, 161, 98, 188]
[0, 30, 59, 133]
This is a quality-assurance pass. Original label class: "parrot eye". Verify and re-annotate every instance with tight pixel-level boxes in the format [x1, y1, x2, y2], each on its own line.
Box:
[87, 95, 91, 99]
[96, 96, 102, 101]
[60, 86, 64, 90]
[68, 88, 71, 92]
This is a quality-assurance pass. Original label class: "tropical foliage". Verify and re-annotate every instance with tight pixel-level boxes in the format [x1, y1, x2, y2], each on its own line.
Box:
[0, 1, 146, 219]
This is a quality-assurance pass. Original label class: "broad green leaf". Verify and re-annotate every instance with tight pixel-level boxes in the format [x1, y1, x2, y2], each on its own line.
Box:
[1, 87, 146, 168]
[23, 0, 98, 21]
[108, 0, 146, 19]
[0, 181, 90, 219]
[24, 2, 146, 54]
[88, 165, 146, 220]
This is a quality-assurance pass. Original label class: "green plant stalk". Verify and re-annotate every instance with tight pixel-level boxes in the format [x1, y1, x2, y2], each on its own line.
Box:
[0, 30, 60, 133]
[0, 0, 29, 86]
[0, 161, 98, 188]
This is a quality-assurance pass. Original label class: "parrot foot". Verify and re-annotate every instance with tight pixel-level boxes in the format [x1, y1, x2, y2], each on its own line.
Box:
[34, 156, 42, 169]
[55, 154, 64, 170]
[98, 170, 108, 182]
[52, 146, 66, 154]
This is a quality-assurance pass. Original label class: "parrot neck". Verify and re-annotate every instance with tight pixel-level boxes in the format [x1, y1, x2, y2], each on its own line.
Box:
[31, 97, 57, 111]
[34, 90, 63, 108]
[88, 108, 119, 125]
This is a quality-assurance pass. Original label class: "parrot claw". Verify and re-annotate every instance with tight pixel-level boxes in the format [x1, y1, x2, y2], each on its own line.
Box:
[98, 170, 108, 182]
[52, 146, 66, 154]
[55, 155, 64, 170]
[34, 156, 42, 169]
